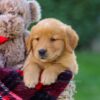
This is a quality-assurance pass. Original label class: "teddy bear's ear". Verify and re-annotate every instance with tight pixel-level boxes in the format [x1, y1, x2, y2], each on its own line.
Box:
[28, 0, 41, 22]
[64, 25, 79, 53]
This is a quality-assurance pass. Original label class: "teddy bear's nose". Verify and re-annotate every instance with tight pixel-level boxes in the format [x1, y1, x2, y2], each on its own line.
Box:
[38, 49, 47, 58]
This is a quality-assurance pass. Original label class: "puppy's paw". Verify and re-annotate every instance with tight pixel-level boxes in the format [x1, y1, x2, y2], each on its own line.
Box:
[41, 70, 58, 85]
[24, 73, 39, 88]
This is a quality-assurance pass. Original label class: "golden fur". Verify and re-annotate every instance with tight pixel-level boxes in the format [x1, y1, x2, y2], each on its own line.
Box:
[23, 18, 79, 88]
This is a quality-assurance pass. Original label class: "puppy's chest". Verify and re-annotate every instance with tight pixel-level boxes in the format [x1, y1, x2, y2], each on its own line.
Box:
[38, 62, 54, 69]
[37, 57, 70, 69]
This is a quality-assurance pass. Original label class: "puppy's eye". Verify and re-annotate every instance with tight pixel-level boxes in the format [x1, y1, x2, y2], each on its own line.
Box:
[34, 38, 40, 41]
[50, 38, 57, 42]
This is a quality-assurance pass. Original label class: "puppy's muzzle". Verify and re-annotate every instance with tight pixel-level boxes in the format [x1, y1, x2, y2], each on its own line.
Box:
[38, 49, 47, 59]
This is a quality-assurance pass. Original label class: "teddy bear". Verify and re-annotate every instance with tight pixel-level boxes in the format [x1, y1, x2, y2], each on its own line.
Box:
[0, 0, 41, 68]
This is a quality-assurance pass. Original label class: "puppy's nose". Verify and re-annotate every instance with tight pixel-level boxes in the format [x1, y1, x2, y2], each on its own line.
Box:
[38, 49, 47, 57]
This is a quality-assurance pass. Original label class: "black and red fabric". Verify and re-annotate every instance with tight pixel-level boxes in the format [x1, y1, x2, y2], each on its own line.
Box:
[0, 68, 72, 100]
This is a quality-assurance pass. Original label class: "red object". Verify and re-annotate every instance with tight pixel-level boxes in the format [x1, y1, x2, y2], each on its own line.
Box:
[0, 36, 9, 44]
[17, 70, 23, 77]
[3, 96, 10, 100]
[35, 83, 43, 90]
[35, 71, 43, 90]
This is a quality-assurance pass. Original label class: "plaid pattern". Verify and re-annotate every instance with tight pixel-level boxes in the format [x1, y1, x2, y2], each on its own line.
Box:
[0, 68, 72, 100]
[0, 81, 22, 100]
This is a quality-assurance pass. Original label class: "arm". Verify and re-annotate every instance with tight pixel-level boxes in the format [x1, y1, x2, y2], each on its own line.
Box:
[41, 63, 67, 85]
[23, 52, 41, 88]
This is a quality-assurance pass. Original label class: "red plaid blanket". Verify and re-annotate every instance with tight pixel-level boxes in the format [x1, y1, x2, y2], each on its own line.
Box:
[0, 68, 72, 100]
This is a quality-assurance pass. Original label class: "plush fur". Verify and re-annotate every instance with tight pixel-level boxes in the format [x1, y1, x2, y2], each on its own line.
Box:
[23, 18, 79, 88]
[0, 0, 41, 68]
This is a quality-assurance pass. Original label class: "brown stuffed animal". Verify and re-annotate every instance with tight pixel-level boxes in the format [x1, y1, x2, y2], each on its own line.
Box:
[0, 0, 41, 68]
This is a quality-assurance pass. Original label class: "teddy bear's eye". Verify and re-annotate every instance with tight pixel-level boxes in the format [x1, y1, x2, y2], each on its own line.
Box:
[18, 12, 23, 16]
[0, 11, 3, 15]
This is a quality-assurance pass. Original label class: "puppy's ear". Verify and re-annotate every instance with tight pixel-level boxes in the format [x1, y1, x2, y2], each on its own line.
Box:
[28, 0, 41, 22]
[25, 34, 33, 54]
[64, 25, 79, 53]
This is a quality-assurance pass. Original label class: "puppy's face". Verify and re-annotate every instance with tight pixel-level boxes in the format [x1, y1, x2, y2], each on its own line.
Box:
[27, 19, 79, 62]
[30, 24, 65, 62]
[32, 33, 64, 62]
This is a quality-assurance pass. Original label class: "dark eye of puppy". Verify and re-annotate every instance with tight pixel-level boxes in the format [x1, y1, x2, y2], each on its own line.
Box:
[35, 37, 40, 41]
[50, 38, 57, 42]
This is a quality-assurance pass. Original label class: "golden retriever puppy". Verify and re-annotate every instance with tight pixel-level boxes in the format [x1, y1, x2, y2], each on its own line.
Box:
[23, 18, 79, 88]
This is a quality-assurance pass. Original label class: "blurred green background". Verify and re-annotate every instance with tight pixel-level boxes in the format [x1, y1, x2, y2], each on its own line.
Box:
[37, 0, 100, 100]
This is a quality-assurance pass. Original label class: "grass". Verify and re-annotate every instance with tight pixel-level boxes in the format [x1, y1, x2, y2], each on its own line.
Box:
[75, 51, 100, 100]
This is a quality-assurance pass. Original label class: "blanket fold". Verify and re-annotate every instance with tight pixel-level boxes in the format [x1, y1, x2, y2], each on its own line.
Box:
[0, 68, 72, 100]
